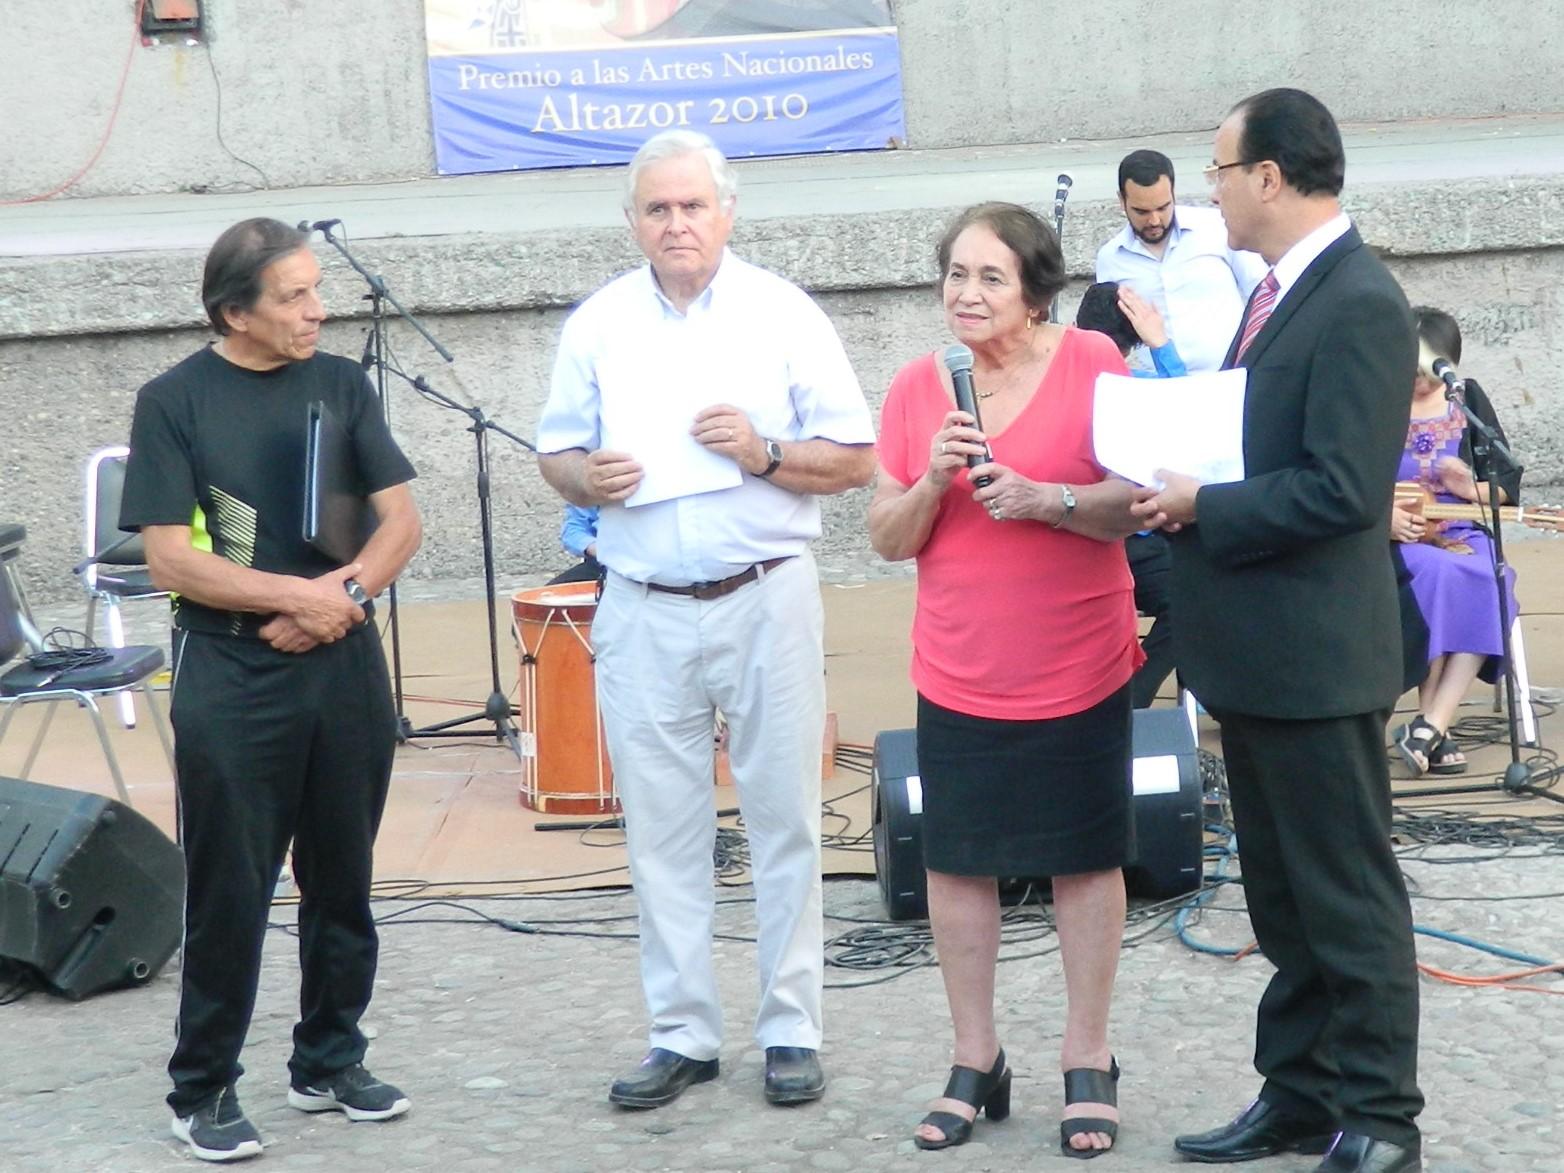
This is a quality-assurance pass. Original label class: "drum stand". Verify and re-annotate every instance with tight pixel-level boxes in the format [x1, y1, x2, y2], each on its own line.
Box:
[311, 222, 525, 754]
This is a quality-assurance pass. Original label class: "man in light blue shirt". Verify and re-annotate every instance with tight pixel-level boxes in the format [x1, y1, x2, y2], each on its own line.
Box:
[1095, 150, 1267, 373]
[547, 503, 601, 585]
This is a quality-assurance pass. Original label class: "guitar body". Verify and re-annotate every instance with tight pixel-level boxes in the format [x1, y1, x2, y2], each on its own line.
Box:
[1393, 481, 1562, 542]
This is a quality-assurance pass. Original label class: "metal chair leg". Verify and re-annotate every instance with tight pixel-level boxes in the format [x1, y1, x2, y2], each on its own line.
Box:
[82, 694, 133, 807]
[105, 598, 138, 730]
[18, 698, 61, 779]
[140, 679, 177, 776]
[1510, 618, 1538, 747]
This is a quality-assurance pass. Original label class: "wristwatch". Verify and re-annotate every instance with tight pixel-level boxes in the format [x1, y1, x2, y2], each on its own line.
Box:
[1052, 484, 1077, 529]
[343, 577, 370, 607]
[758, 438, 784, 478]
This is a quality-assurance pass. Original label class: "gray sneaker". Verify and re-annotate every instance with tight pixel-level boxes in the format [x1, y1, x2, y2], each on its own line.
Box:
[171, 1086, 264, 1162]
[288, 1063, 411, 1122]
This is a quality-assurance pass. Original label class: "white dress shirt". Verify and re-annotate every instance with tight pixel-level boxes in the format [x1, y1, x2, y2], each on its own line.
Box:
[1270, 212, 1352, 302]
[537, 250, 874, 586]
[1095, 204, 1269, 373]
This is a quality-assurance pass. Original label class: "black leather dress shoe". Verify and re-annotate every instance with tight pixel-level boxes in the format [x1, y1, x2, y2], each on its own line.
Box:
[608, 1048, 719, 1108]
[1314, 1132, 1421, 1172]
[1174, 1098, 1337, 1163]
[763, 1047, 825, 1105]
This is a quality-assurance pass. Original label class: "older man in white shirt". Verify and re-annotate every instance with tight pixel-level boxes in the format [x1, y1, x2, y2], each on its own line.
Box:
[1095, 149, 1268, 373]
[537, 129, 876, 1111]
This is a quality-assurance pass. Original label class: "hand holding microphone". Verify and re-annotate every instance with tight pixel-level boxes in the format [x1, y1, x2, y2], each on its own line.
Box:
[942, 344, 994, 491]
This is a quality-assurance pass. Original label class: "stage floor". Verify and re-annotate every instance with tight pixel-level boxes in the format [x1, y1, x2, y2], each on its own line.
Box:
[4, 540, 1561, 894]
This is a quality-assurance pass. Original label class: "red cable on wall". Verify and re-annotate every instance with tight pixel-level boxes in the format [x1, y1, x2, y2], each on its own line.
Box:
[1, 1, 147, 206]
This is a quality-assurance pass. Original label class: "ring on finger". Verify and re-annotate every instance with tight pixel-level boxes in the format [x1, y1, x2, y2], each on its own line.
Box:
[939, 441, 948, 456]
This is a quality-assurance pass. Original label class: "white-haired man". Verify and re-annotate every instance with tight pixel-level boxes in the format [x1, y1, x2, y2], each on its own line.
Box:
[536, 131, 876, 1109]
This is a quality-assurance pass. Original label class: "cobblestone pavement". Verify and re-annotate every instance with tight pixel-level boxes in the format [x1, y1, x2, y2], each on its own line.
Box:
[3, 846, 1562, 1173]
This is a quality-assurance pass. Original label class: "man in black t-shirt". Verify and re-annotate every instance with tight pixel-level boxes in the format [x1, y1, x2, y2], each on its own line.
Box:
[121, 218, 422, 1163]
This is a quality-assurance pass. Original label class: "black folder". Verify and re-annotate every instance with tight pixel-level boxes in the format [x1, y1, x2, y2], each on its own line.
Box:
[302, 400, 378, 564]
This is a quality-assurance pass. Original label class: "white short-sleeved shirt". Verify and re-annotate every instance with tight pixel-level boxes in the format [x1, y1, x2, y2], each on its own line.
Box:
[1095, 205, 1269, 373]
[537, 250, 875, 586]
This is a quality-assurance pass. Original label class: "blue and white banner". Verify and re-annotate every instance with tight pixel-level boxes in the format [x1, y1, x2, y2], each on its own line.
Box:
[424, 1, 906, 174]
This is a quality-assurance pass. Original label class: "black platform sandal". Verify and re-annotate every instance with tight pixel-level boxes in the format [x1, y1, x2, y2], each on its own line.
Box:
[914, 1048, 1011, 1151]
[1060, 1057, 1120, 1160]
[1394, 715, 1442, 778]
[1428, 734, 1469, 776]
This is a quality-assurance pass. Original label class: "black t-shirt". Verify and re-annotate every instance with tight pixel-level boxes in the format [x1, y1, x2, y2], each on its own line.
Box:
[120, 345, 416, 637]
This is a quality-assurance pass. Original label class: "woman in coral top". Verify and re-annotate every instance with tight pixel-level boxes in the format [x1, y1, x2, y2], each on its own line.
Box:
[869, 202, 1145, 1159]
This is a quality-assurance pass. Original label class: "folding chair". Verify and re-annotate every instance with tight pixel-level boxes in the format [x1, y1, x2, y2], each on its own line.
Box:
[0, 532, 174, 809]
[0, 523, 44, 654]
[1495, 618, 1539, 748]
[78, 445, 170, 728]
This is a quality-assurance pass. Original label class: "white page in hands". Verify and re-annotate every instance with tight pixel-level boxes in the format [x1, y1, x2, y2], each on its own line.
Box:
[1092, 368, 1248, 488]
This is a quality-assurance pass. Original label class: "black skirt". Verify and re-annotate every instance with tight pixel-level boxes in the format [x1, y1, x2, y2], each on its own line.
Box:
[916, 685, 1134, 878]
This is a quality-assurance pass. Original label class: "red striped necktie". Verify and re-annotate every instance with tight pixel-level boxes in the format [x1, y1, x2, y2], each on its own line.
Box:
[1235, 270, 1280, 361]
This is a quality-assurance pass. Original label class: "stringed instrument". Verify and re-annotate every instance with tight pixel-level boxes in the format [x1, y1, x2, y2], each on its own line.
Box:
[1393, 481, 1563, 544]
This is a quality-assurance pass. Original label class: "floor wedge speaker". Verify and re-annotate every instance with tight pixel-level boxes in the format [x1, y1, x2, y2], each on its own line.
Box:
[871, 707, 1204, 921]
[0, 776, 184, 999]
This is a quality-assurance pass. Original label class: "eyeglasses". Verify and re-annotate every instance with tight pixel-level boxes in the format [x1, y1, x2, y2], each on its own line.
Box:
[1202, 160, 1253, 186]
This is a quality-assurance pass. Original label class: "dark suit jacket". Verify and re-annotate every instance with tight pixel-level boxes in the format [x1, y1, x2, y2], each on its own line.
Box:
[1169, 225, 1415, 719]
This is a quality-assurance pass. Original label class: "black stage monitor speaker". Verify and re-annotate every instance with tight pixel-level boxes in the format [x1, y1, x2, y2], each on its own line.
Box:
[0, 776, 184, 999]
[871, 707, 1204, 921]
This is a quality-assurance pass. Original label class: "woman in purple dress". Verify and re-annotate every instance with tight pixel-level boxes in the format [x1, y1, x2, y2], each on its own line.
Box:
[1390, 307, 1521, 776]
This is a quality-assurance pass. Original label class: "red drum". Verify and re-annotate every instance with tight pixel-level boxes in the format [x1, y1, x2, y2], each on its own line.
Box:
[510, 584, 617, 815]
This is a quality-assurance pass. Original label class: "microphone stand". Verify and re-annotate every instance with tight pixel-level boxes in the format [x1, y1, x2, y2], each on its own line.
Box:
[386, 367, 531, 757]
[311, 223, 454, 739]
[1402, 381, 1534, 797]
[1456, 389, 1532, 793]
[1049, 173, 1073, 323]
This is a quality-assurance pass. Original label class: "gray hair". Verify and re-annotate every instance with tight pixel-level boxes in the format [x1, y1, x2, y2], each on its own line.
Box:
[622, 131, 737, 214]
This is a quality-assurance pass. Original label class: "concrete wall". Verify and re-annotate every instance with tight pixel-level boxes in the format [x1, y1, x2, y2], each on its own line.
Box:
[3, 1, 1560, 201]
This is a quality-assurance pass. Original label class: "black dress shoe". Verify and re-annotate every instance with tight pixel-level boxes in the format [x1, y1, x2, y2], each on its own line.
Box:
[1314, 1132, 1421, 1172]
[608, 1048, 719, 1108]
[763, 1047, 825, 1105]
[1174, 1098, 1337, 1163]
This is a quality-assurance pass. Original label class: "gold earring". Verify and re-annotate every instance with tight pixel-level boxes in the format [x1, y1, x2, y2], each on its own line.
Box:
[1027, 313, 1037, 331]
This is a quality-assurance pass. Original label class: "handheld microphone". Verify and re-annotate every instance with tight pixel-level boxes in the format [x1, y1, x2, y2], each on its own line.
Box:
[942, 343, 993, 489]
[1431, 357, 1464, 399]
[297, 219, 342, 235]
[1052, 172, 1074, 224]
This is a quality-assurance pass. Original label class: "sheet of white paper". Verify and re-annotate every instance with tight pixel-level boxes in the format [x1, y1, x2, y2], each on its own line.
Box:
[597, 338, 744, 508]
[1092, 368, 1248, 488]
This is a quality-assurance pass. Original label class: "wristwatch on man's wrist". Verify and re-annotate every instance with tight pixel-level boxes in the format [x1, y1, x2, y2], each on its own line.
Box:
[758, 438, 784, 478]
[344, 578, 370, 607]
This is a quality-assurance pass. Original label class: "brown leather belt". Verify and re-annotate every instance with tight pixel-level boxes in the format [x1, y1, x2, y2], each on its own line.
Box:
[645, 556, 792, 602]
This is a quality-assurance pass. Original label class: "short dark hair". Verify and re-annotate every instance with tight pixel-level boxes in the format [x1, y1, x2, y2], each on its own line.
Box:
[1075, 282, 1139, 356]
[202, 217, 310, 335]
[1118, 150, 1175, 195]
[935, 202, 1066, 317]
[1412, 305, 1462, 365]
[1230, 88, 1345, 197]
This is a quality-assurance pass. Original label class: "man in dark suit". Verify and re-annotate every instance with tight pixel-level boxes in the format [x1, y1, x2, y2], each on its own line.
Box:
[1133, 89, 1423, 1173]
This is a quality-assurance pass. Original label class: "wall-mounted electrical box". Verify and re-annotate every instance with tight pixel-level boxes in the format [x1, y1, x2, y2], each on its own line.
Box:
[141, 1, 203, 36]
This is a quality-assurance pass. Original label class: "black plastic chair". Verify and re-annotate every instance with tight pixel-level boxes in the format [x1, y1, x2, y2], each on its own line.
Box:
[0, 528, 174, 809]
[78, 445, 170, 729]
